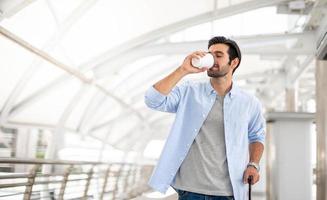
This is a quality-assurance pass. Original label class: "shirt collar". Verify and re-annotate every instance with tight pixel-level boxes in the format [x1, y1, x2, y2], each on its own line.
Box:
[205, 80, 239, 99]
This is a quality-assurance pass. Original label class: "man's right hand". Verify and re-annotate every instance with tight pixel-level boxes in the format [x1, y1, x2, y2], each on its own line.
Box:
[179, 51, 209, 75]
[153, 51, 209, 95]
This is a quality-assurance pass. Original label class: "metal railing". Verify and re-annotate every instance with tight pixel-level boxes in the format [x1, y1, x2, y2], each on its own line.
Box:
[0, 158, 154, 200]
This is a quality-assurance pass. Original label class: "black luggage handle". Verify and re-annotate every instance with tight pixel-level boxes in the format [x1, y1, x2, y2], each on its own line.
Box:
[248, 175, 253, 200]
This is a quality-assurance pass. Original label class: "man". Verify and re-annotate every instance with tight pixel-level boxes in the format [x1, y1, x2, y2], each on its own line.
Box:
[144, 36, 265, 200]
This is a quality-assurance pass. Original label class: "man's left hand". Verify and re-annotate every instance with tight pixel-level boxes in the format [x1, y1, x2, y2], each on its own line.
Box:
[243, 166, 259, 185]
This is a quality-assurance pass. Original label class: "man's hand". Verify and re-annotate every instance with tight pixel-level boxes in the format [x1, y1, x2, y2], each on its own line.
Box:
[153, 50, 209, 95]
[179, 51, 209, 75]
[243, 166, 260, 185]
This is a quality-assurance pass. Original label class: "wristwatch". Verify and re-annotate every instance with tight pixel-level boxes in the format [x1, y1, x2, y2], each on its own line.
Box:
[247, 162, 260, 172]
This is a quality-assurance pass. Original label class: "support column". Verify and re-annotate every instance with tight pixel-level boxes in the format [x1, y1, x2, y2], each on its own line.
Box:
[266, 112, 314, 200]
[316, 60, 327, 200]
[285, 84, 298, 112]
[15, 128, 38, 172]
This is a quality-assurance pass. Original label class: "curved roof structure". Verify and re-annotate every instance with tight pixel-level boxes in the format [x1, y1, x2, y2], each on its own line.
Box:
[0, 0, 326, 162]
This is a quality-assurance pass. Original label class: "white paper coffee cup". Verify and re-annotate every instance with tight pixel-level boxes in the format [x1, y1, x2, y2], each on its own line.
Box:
[191, 54, 214, 68]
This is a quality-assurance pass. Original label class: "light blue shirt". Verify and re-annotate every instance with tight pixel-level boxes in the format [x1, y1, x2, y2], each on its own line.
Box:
[144, 80, 266, 200]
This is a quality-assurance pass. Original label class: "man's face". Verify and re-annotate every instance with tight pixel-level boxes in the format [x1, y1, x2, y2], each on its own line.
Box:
[207, 43, 233, 78]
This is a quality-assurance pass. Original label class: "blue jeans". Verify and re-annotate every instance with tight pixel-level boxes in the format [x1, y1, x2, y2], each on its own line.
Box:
[176, 189, 234, 200]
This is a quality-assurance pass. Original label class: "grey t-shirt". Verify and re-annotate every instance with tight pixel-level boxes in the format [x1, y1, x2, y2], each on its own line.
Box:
[172, 95, 233, 196]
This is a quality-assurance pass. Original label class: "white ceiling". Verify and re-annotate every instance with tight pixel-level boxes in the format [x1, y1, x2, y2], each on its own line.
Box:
[0, 0, 325, 155]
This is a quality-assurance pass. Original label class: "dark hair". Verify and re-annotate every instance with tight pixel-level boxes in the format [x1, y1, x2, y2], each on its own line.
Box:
[208, 36, 241, 74]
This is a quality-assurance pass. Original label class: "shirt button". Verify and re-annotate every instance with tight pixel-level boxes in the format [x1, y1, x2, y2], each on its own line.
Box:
[194, 129, 197, 132]
[202, 114, 206, 118]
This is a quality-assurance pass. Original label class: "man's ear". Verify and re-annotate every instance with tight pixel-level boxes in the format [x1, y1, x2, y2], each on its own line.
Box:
[231, 58, 239, 70]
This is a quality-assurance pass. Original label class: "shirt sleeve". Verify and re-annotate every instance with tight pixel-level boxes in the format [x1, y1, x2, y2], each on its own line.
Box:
[248, 98, 266, 144]
[144, 83, 187, 113]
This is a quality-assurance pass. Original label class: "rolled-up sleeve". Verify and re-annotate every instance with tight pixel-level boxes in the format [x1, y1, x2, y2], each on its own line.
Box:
[248, 99, 266, 144]
[144, 84, 186, 113]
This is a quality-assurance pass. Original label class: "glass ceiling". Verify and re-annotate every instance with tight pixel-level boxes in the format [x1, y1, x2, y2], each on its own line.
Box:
[0, 0, 320, 161]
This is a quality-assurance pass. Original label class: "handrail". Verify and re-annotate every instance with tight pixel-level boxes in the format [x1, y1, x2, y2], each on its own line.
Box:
[0, 157, 154, 200]
[0, 157, 139, 165]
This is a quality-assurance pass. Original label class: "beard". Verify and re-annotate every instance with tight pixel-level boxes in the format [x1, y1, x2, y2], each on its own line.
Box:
[207, 63, 230, 78]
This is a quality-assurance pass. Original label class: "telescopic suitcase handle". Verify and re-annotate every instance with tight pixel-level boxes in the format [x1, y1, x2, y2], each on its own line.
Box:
[248, 175, 253, 200]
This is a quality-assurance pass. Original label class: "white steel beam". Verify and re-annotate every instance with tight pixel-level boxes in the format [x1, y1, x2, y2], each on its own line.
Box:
[94, 32, 315, 78]
[82, 0, 293, 72]
[0, 0, 98, 127]
[0, 0, 36, 19]
[286, 55, 315, 86]
[45, 84, 89, 162]
[0, 26, 146, 126]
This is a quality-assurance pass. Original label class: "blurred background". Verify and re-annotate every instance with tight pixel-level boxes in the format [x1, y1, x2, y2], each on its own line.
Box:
[0, 0, 326, 199]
